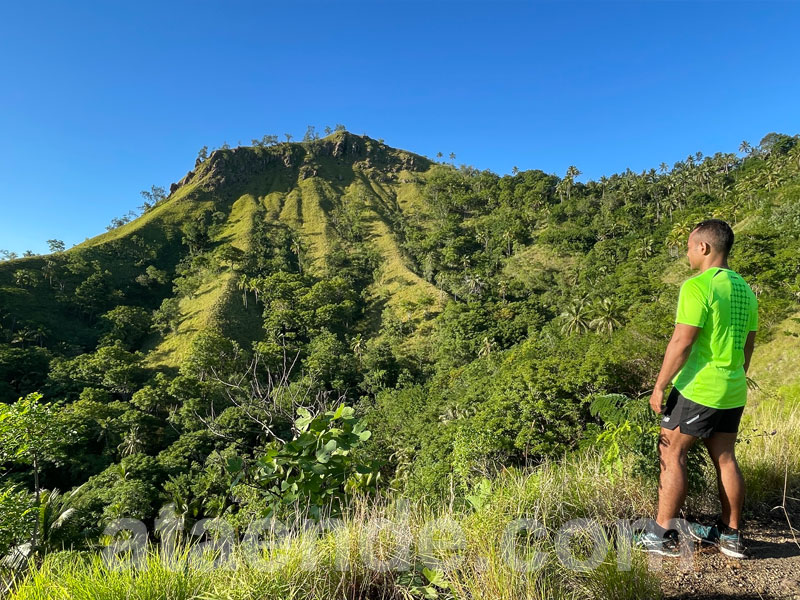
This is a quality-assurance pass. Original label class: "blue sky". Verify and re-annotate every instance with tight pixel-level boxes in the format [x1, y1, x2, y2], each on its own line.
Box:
[1, 0, 799, 255]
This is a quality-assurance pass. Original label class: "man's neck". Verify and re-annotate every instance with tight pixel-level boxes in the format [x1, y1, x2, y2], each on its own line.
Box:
[700, 259, 730, 272]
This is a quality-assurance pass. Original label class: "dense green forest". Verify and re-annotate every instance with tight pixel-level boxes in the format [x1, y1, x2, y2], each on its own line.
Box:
[1, 130, 799, 598]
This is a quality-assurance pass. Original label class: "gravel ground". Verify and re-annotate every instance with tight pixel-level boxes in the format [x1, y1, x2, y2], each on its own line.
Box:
[657, 514, 800, 599]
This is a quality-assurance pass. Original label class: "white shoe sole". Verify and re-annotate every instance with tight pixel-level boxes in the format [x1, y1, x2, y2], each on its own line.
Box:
[688, 529, 718, 545]
[640, 545, 682, 557]
[719, 545, 746, 559]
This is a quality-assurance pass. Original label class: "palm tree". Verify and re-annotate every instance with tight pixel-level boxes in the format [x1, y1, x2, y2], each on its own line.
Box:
[464, 274, 484, 297]
[42, 260, 57, 286]
[475, 228, 490, 252]
[589, 297, 623, 336]
[478, 336, 497, 358]
[351, 334, 364, 360]
[13, 270, 35, 288]
[11, 325, 37, 348]
[734, 176, 756, 210]
[2, 486, 83, 565]
[667, 220, 693, 251]
[637, 237, 655, 260]
[33, 325, 48, 347]
[765, 163, 781, 191]
[501, 229, 514, 256]
[720, 152, 737, 175]
[565, 165, 581, 201]
[249, 277, 262, 304]
[118, 425, 145, 457]
[237, 274, 249, 308]
[290, 238, 302, 273]
[560, 298, 591, 336]
[729, 195, 744, 224]
[560, 266, 580, 290]
[619, 171, 635, 205]
[555, 179, 566, 204]
[434, 271, 446, 291]
[36, 487, 82, 553]
[493, 278, 509, 302]
[696, 161, 712, 193]
[422, 253, 436, 282]
[739, 140, 752, 156]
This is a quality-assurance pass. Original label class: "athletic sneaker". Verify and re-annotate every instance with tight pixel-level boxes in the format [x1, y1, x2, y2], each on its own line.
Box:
[633, 528, 682, 557]
[689, 519, 747, 558]
[688, 521, 721, 546]
[719, 527, 747, 559]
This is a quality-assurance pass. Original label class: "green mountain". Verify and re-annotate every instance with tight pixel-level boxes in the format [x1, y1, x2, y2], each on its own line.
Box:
[1, 131, 448, 373]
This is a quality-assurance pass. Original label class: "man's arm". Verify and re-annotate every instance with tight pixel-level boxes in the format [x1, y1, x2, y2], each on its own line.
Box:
[649, 323, 702, 414]
[743, 330, 757, 374]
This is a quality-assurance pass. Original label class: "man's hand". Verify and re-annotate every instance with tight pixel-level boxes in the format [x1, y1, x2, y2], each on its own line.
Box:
[649, 387, 665, 414]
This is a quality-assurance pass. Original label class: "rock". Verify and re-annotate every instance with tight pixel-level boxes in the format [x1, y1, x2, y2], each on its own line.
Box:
[171, 170, 195, 192]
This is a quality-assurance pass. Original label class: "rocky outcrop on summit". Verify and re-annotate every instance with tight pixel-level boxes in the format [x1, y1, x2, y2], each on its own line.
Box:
[320, 132, 430, 172]
[166, 132, 432, 196]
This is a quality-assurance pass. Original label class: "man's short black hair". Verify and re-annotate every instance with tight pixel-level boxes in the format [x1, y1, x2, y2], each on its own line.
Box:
[691, 219, 734, 256]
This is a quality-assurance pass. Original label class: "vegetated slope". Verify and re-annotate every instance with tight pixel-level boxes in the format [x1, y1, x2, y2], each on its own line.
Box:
[0, 131, 444, 369]
[129, 132, 444, 368]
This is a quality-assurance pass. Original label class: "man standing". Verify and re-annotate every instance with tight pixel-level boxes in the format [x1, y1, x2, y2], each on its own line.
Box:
[640, 219, 758, 558]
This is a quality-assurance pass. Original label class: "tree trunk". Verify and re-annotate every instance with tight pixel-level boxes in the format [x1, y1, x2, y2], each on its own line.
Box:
[32, 454, 40, 552]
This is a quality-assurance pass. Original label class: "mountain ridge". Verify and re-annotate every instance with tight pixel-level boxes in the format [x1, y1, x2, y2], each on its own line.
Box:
[4, 131, 447, 368]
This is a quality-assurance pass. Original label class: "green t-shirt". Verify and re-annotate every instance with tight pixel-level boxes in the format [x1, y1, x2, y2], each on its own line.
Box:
[671, 267, 758, 409]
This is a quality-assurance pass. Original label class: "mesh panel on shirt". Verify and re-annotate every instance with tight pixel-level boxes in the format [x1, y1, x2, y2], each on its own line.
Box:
[728, 274, 751, 350]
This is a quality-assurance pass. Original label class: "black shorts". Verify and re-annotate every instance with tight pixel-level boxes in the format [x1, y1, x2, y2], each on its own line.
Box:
[660, 387, 745, 438]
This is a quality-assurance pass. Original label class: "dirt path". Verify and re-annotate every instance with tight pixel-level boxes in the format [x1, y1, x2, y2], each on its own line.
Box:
[659, 514, 800, 599]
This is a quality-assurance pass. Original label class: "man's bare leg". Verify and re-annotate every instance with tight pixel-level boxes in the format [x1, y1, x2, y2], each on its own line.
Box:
[656, 426, 698, 529]
[703, 432, 744, 529]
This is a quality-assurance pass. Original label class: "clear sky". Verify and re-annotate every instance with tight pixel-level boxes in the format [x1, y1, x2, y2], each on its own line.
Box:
[1, 0, 799, 255]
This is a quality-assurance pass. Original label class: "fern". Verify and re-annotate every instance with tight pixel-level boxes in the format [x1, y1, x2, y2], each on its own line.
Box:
[589, 393, 652, 426]
[586, 392, 660, 479]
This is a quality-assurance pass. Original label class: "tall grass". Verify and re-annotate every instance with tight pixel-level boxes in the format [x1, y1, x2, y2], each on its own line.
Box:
[8, 456, 661, 600]
[735, 382, 800, 510]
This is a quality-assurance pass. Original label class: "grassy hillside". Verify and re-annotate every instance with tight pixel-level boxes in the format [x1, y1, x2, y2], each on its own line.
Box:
[0, 131, 444, 369]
